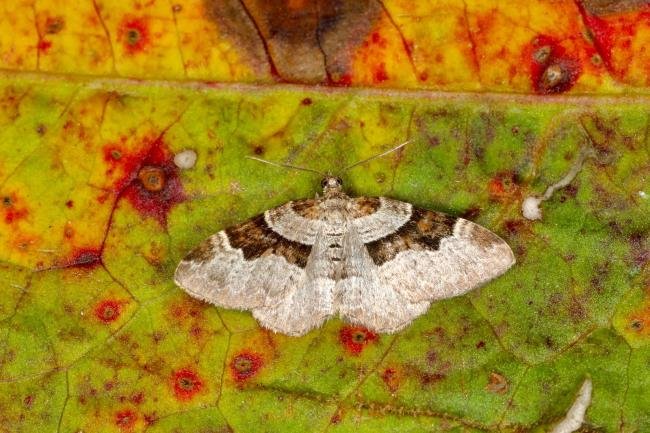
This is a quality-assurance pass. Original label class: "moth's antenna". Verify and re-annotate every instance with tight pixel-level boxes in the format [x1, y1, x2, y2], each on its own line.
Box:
[342, 139, 411, 172]
[245, 155, 325, 176]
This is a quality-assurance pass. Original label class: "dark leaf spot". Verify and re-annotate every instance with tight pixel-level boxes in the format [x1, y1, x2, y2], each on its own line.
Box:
[339, 326, 378, 355]
[171, 369, 203, 400]
[230, 352, 263, 382]
[44, 16, 65, 34]
[115, 409, 137, 429]
[94, 299, 123, 323]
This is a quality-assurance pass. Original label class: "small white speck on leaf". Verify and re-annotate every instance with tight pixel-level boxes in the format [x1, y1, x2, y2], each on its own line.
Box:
[174, 149, 197, 169]
[639, 191, 647, 199]
[550, 378, 592, 433]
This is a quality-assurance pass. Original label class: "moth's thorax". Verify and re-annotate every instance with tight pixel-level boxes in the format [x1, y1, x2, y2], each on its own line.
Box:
[317, 194, 349, 225]
[317, 195, 350, 280]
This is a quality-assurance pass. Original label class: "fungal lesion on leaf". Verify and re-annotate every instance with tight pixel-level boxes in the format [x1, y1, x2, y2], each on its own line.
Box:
[44, 16, 65, 35]
[126, 28, 141, 46]
[138, 166, 166, 192]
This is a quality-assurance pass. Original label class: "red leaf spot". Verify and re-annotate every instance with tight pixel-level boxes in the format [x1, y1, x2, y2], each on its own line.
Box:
[171, 369, 203, 401]
[381, 367, 400, 392]
[189, 326, 202, 338]
[527, 35, 581, 94]
[330, 73, 352, 86]
[94, 299, 123, 323]
[420, 372, 445, 386]
[143, 413, 157, 426]
[44, 16, 65, 34]
[301, 97, 313, 106]
[37, 39, 52, 53]
[121, 143, 186, 226]
[65, 248, 102, 268]
[137, 166, 166, 192]
[339, 325, 378, 355]
[488, 171, 518, 200]
[118, 17, 150, 54]
[103, 137, 186, 226]
[330, 411, 343, 424]
[65, 200, 74, 208]
[230, 352, 263, 382]
[575, 4, 626, 71]
[629, 232, 649, 268]
[476, 340, 486, 349]
[23, 395, 34, 408]
[373, 62, 389, 83]
[2, 193, 29, 224]
[627, 301, 650, 336]
[370, 31, 387, 48]
[130, 392, 145, 405]
[115, 409, 137, 429]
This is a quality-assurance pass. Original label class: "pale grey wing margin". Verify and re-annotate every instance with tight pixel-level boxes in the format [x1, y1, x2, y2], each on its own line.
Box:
[174, 200, 324, 311]
[379, 218, 516, 303]
[174, 231, 308, 310]
[351, 197, 413, 243]
[334, 224, 431, 334]
[252, 226, 335, 337]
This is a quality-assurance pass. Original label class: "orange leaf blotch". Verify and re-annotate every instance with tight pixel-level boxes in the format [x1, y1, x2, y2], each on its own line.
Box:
[230, 352, 263, 382]
[171, 368, 204, 401]
[339, 325, 378, 355]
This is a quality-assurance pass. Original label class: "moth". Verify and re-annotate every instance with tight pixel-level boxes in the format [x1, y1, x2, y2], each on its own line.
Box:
[174, 144, 515, 336]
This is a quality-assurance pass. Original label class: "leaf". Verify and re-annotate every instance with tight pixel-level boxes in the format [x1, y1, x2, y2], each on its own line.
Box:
[0, 1, 649, 433]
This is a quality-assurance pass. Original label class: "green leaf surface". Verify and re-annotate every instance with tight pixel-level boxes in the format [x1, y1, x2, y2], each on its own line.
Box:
[0, 74, 648, 432]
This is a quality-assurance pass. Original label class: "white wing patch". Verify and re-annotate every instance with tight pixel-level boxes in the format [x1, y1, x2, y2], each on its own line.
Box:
[352, 197, 412, 243]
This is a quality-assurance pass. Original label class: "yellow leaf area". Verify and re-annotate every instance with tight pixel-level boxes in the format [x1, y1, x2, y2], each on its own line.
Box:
[1, 0, 649, 92]
[0, 72, 649, 432]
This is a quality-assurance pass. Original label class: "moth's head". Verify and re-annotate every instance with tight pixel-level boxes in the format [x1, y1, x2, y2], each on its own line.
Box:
[321, 175, 343, 195]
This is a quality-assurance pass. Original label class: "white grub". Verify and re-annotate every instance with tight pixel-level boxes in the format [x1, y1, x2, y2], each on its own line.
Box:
[173, 149, 197, 169]
[522, 148, 591, 221]
[550, 378, 593, 433]
[522, 196, 543, 220]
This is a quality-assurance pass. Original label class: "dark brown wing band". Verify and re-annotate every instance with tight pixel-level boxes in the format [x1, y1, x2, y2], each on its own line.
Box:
[365, 208, 457, 265]
[225, 214, 312, 268]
